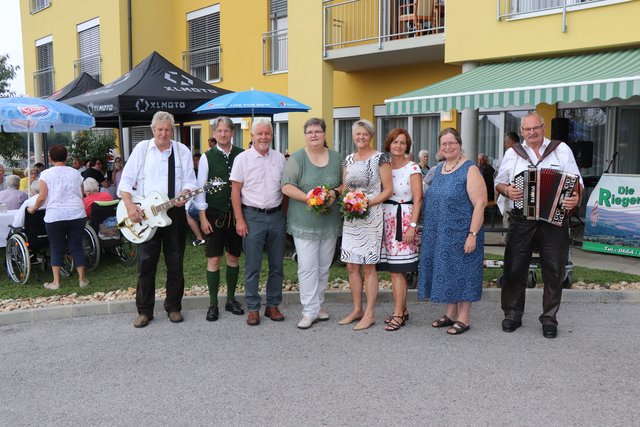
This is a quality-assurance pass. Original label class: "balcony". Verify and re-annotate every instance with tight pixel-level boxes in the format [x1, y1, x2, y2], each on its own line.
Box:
[323, 0, 445, 71]
[33, 67, 54, 98]
[182, 46, 221, 82]
[73, 53, 101, 82]
[262, 29, 288, 75]
[29, 0, 50, 14]
[497, 0, 622, 19]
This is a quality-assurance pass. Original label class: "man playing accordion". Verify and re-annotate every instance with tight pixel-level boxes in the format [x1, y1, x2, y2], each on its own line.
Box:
[495, 112, 583, 339]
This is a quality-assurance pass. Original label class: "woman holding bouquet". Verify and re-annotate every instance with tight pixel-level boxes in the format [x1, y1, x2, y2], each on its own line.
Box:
[378, 129, 423, 331]
[339, 119, 393, 331]
[417, 128, 487, 335]
[281, 118, 343, 329]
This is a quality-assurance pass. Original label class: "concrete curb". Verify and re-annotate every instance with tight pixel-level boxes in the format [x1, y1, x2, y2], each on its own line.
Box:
[1, 288, 640, 327]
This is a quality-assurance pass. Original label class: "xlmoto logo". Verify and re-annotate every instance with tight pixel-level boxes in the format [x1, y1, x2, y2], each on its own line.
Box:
[135, 99, 186, 112]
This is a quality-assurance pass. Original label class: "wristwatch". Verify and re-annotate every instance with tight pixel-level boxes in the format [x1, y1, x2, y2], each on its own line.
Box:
[409, 222, 417, 228]
[468, 231, 478, 237]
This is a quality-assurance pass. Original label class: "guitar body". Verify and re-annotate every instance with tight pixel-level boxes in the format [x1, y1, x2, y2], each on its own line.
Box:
[116, 191, 173, 244]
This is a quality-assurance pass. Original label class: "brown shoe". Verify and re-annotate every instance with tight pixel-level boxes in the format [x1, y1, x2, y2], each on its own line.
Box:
[264, 306, 285, 321]
[247, 310, 260, 326]
[133, 313, 152, 328]
[168, 311, 184, 323]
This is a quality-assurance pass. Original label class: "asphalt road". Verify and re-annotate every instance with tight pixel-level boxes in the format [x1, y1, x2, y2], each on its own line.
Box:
[1, 299, 638, 426]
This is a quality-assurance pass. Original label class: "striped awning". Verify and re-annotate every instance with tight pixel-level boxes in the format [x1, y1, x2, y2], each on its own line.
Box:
[385, 49, 640, 115]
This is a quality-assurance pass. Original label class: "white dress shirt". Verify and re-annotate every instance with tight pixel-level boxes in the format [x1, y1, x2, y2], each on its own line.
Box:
[118, 138, 197, 199]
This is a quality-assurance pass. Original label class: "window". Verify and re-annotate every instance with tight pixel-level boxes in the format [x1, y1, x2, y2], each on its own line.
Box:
[34, 37, 54, 97]
[616, 108, 640, 175]
[334, 107, 360, 159]
[131, 126, 154, 150]
[29, 0, 50, 14]
[559, 107, 608, 177]
[412, 116, 440, 167]
[75, 19, 101, 81]
[263, 0, 288, 74]
[190, 126, 202, 154]
[378, 117, 409, 151]
[274, 121, 288, 155]
[185, 6, 221, 82]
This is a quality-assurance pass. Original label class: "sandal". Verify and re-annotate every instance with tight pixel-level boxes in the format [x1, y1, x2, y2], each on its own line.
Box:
[384, 315, 405, 331]
[432, 315, 455, 328]
[447, 321, 470, 335]
[385, 308, 409, 324]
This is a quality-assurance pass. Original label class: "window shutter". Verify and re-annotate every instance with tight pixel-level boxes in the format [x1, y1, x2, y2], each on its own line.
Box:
[79, 25, 100, 59]
[270, 0, 287, 19]
[188, 12, 220, 51]
[37, 42, 53, 69]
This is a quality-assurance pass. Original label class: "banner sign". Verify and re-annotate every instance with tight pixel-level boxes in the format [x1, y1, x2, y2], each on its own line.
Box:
[583, 174, 640, 258]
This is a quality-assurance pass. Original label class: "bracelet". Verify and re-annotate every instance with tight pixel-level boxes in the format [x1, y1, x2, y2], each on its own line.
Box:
[332, 189, 340, 198]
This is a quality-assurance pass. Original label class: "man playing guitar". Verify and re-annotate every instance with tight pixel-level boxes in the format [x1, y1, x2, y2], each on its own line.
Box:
[118, 111, 198, 328]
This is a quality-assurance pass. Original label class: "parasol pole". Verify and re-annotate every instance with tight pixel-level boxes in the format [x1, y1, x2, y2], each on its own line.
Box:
[27, 131, 31, 196]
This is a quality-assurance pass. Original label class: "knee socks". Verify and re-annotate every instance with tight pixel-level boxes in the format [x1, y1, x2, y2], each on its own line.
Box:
[207, 270, 220, 306]
[226, 265, 239, 301]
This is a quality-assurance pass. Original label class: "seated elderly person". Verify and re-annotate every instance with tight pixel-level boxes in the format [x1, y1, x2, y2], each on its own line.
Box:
[0, 175, 29, 209]
[82, 177, 113, 217]
[0, 164, 6, 191]
[19, 167, 38, 192]
[12, 181, 42, 228]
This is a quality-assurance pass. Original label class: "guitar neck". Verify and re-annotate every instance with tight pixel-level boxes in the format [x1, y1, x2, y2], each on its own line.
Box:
[155, 188, 203, 212]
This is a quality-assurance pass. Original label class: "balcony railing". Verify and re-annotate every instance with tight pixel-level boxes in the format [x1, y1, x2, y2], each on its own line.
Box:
[497, 0, 613, 19]
[33, 67, 54, 98]
[182, 46, 221, 82]
[262, 29, 288, 75]
[323, 0, 445, 55]
[29, 0, 51, 14]
[73, 53, 101, 82]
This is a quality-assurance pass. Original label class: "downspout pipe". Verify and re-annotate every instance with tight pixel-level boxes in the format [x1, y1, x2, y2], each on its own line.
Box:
[128, 0, 133, 70]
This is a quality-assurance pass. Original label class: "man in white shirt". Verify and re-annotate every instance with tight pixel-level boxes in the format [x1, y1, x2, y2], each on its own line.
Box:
[118, 111, 198, 328]
[230, 118, 287, 326]
[495, 112, 582, 339]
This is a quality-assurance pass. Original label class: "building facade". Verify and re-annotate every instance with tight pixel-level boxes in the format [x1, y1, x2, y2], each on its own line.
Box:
[20, 0, 640, 179]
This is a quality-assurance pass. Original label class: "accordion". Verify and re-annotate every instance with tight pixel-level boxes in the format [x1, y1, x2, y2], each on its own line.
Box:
[512, 167, 579, 226]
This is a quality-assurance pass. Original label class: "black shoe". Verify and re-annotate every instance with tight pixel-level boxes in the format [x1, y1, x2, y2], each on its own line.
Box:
[542, 324, 557, 339]
[206, 306, 219, 321]
[502, 319, 522, 332]
[225, 299, 245, 315]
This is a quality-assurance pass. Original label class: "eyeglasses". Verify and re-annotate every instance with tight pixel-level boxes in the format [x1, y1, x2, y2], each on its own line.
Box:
[305, 130, 324, 135]
[440, 141, 459, 147]
[521, 124, 544, 133]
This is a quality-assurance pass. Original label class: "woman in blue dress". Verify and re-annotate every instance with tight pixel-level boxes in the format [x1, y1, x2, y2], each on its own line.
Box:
[417, 128, 487, 335]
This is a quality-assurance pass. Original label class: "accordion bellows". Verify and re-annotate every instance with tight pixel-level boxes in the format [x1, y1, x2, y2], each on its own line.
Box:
[513, 167, 579, 226]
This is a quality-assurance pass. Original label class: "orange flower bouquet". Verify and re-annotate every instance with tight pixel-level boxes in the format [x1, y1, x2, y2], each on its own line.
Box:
[339, 190, 369, 220]
[306, 186, 332, 215]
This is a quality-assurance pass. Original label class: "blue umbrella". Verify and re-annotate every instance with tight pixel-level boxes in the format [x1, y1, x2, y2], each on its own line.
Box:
[0, 96, 95, 193]
[193, 88, 310, 117]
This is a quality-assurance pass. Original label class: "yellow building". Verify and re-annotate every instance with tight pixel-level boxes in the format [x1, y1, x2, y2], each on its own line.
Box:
[20, 0, 640, 179]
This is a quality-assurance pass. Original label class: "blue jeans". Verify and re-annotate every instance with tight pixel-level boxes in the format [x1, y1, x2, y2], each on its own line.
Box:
[242, 208, 286, 311]
[45, 217, 86, 267]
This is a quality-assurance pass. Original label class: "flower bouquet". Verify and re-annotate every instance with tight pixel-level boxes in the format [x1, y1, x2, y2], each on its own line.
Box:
[306, 186, 332, 215]
[339, 190, 369, 221]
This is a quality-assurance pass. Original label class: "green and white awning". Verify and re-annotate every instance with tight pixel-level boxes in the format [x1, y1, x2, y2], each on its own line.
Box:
[385, 49, 640, 115]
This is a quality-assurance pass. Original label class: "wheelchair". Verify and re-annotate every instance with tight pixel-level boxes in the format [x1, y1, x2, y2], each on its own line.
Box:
[5, 209, 97, 284]
[87, 200, 136, 265]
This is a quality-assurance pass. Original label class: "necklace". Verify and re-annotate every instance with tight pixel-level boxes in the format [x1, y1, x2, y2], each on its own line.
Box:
[444, 156, 462, 172]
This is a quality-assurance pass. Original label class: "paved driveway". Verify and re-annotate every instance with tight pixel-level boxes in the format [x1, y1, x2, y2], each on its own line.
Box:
[1, 299, 638, 426]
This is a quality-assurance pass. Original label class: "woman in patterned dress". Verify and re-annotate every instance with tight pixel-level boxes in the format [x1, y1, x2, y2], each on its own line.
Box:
[339, 119, 393, 331]
[378, 129, 423, 331]
[417, 128, 487, 335]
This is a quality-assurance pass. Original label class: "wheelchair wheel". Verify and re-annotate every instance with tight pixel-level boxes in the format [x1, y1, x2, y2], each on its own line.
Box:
[83, 225, 100, 272]
[60, 254, 73, 277]
[115, 239, 137, 264]
[5, 234, 31, 284]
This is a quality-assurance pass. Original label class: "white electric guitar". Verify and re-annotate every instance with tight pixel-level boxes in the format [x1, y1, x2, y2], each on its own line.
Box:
[116, 178, 225, 244]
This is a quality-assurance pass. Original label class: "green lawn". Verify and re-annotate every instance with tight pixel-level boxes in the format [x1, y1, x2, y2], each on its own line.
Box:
[0, 244, 639, 300]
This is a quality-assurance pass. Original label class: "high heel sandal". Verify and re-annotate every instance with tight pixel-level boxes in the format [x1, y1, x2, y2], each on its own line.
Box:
[384, 315, 406, 331]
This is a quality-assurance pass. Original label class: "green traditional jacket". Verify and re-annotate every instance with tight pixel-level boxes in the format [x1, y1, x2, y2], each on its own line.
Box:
[204, 145, 244, 213]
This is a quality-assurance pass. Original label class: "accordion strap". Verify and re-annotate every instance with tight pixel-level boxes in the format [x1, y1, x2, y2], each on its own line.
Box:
[512, 139, 562, 167]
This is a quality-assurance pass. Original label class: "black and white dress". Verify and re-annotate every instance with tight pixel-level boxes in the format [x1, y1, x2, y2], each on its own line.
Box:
[340, 151, 389, 264]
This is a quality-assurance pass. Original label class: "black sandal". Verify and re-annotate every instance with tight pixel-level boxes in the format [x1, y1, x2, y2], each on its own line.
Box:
[447, 321, 470, 335]
[385, 308, 409, 324]
[432, 315, 455, 328]
[384, 315, 405, 331]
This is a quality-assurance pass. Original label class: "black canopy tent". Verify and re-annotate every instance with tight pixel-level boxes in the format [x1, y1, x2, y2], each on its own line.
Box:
[47, 72, 104, 101]
[63, 51, 232, 155]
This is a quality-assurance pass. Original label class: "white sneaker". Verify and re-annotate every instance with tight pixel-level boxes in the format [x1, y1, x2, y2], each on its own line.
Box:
[297, 316, 318, 329]
[318, 308, 330, 321]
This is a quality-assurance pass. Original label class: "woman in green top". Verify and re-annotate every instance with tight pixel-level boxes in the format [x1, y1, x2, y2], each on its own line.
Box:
[281, 118, 343, 330]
